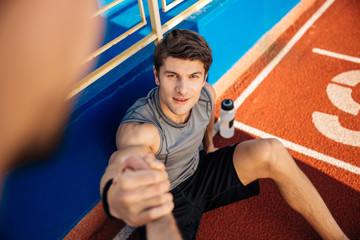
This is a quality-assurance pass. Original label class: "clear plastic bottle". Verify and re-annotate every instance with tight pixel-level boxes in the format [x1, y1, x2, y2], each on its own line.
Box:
[220, 99, 235, 138]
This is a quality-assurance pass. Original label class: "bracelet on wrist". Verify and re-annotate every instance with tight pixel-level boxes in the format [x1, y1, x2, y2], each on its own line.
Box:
[102, 178, 115, 219]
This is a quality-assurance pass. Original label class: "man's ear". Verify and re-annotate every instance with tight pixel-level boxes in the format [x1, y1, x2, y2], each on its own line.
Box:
[153, 66, 160, 85]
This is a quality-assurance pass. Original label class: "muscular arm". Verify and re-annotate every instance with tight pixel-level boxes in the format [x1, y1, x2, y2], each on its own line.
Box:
[101, 121, 165, 186]
[203, 83, 217, 153]
[100, 122, 169, 223]
[100, 122, 182, 239]
[100, 122, 161, 193]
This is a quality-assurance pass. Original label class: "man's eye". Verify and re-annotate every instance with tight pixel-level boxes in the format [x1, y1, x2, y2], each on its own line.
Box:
[167, 74, 176, 78]
[190, 75, 199, 79]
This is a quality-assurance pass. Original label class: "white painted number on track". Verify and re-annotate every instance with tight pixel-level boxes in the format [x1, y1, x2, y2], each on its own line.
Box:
[312, 70, 360, 147]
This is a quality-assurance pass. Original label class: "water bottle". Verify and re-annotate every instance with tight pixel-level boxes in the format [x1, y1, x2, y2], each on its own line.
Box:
[220, 99, 235, 138]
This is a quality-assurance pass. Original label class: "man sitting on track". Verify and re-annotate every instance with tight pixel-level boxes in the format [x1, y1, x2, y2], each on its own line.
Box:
[100, 29, 348, 240]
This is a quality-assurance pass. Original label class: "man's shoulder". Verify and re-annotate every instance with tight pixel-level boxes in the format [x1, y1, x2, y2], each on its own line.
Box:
[121, 87, 159, 124]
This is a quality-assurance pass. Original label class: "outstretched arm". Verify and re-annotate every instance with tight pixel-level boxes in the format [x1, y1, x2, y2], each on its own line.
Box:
[100, 122, 182, 239]
[100, 122, 172, 226]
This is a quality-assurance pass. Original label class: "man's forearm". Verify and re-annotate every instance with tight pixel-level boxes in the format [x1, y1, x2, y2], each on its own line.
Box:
[203, 107, 215, 152]
[146, 214, 182, 240]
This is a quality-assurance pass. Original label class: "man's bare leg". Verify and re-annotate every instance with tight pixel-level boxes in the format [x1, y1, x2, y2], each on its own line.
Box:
[233, 138, 348, 240]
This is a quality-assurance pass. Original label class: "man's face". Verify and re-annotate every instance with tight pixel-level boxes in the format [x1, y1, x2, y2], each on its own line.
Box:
[154, 57, 207, 124]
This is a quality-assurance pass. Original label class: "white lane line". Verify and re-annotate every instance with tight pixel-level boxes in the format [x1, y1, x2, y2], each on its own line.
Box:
[113, 225, 136, 240]
[234, 0, 335, 110]
[233, 120, 360, 175]
[313, 48, 360, 64]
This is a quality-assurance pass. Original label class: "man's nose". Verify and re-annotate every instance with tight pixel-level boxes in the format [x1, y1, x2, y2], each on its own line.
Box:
[176, 78, 187, 95]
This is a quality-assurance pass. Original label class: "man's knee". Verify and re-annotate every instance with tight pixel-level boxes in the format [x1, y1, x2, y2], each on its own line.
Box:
[235, 139, 281, 173]
[266, 138, 286, 156]
[261, 138, 298, 177]
[247, 138, 290, 176]
[234, 138, 294, 181]
[248, 138, 283, 159]
[258, 138, 284, 169]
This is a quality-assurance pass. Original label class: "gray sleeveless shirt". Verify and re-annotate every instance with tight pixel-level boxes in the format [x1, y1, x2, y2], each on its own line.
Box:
[120, 86, 213, 190]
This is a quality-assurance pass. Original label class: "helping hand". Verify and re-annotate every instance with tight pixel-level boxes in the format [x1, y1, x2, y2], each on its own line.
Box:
[107, 154, 174, 227]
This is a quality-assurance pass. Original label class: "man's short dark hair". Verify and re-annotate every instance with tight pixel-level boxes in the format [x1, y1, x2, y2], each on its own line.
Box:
[154, 29, 213, 75]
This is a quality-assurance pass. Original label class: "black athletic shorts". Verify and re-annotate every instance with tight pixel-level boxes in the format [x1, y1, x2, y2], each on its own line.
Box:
[140, 144, 260, 240]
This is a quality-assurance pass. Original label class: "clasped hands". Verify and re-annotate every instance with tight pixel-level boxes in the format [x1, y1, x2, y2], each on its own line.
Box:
[107, 154, 174, 227]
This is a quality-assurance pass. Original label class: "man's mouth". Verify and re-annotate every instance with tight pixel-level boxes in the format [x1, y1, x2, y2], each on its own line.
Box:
[173, 97, 189, 104]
